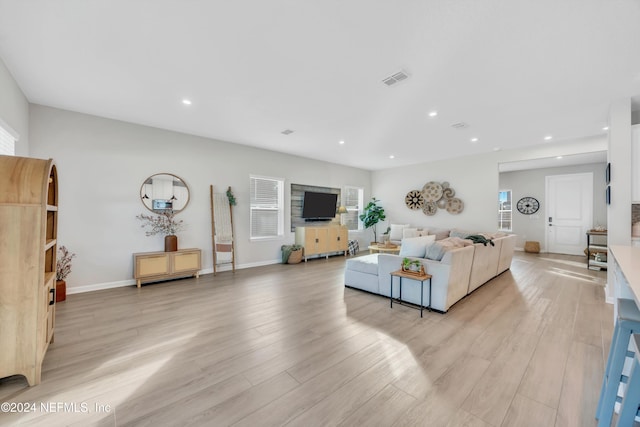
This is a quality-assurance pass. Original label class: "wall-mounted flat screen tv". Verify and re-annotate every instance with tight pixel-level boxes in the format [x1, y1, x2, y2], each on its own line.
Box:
[302, 191, 338, 220]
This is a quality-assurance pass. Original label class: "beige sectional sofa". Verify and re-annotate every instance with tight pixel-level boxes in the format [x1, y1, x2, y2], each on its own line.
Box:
[344, 230, 516, 312]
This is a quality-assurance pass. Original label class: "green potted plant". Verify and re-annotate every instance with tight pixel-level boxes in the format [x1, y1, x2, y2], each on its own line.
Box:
[56, 246, 76, 302]
[281, 244, 303, 264]
[359, 198, 386, 244]
[402, 257, 422, 273]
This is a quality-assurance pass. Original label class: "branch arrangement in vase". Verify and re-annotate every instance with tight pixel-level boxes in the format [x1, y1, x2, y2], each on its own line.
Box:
[136, 211, 185, 236]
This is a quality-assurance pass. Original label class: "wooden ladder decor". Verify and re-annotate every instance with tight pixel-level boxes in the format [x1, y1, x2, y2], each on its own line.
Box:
[210, 185, 236, 275]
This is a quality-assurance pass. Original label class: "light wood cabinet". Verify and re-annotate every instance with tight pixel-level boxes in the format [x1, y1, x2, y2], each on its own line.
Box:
[0, 155, 58, 386]
[133, 248, 201, 287]
[295, 226, 348, 261]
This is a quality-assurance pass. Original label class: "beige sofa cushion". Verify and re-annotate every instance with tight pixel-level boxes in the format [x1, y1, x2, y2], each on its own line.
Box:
[399, 235, 436, 257]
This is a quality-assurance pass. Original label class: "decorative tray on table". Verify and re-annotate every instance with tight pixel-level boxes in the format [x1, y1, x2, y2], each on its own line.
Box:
[377, 243, 398, 249]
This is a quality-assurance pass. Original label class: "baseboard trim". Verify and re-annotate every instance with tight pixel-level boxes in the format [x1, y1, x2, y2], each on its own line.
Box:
[66, 259, 282, 294]
[67, 279, 136, 294]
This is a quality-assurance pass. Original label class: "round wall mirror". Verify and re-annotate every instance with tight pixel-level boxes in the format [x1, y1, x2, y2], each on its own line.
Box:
[140, 173, 190, 214]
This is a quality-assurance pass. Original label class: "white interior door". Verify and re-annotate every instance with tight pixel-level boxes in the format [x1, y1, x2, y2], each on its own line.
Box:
[546, 173, 593, 255]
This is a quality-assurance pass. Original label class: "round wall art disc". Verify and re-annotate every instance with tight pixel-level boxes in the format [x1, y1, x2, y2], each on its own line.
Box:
[446, 198, 464, 214]
[422, 201, 438, 216]
[405, 190, 425, 210]
[422, 181, 443, 202]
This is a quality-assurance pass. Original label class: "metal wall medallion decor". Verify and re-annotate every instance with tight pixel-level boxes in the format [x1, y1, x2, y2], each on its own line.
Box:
[405, 181, 464, 215]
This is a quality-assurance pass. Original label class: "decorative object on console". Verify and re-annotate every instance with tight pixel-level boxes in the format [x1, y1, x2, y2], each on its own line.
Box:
[56, 246, 76, 302]
[337, 206, 348, 225]
[405, 181, 464, 215]
[359, 198, 386, 243]
[136, 211, 185, 252]
[516, 196, 540, 214]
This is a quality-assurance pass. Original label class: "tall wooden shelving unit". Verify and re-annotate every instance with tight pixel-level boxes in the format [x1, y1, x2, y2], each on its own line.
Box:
[0, 155, 58, 386]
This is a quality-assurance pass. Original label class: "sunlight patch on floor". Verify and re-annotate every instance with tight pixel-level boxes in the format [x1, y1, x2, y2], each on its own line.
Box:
[538, 256, 592, 269]
[548, 267, 602, 284]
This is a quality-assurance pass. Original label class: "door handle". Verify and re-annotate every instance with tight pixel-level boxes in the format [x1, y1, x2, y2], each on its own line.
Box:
[49, 288, 55, 305]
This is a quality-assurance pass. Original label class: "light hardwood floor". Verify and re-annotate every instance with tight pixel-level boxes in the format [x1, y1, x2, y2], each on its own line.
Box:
[0, 251, 610, 426]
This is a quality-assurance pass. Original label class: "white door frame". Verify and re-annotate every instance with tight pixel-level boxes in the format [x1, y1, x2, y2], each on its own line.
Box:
[544, 172, 593, 255]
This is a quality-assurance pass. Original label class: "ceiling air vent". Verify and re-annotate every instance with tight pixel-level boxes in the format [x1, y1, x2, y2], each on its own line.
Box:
[281, 129, 294, 135]
[450, 122, 469, 129]
[382, 70, 410, 87]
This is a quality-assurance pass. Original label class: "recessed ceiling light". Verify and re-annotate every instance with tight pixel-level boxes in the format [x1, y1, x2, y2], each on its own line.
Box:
[493, 147, 501, 151]
[428, 111, 438, 118]
[556, 156, 563, 159]
[544, 135, 553, 141]
[182, 99, 192, 105]
[603, 126, 610, 131]
[339, 140, 345, 145]
[470, 137, 478, 143]
[389, 155, 395, 159]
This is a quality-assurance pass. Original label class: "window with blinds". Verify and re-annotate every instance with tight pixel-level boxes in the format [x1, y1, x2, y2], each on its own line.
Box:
[0, 122, 16, 156]
[343, 186, 364, 231]
[250, 175, 284, 239]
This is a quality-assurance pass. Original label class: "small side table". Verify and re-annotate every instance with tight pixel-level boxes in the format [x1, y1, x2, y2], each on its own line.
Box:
[390, 269, 433, 317]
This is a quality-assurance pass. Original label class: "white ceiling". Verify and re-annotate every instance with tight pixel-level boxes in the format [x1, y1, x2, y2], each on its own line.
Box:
[498, 150, 607, 172]
[0, 1, 639, 171]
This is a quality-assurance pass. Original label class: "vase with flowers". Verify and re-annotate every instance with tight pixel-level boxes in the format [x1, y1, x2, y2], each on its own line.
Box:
[136, 210, 185, 251]
[56, 246, 76, 302]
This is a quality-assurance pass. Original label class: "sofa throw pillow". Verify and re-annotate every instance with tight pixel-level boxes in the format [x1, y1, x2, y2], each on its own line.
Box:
[425, 242, 447, 261]
[390, 224, 410, 241]
[402, 227, 418, 239]
[425, 238, 467, 261]
[402, 228, 428, 239]
[399, 235, 436, 258]
[430, 228, 452, 241]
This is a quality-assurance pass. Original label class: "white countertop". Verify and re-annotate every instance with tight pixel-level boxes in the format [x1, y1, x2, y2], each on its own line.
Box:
[610, 245, 640, 301]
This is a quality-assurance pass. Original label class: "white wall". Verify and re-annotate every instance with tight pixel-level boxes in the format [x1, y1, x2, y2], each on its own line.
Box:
[29, 105, 370, 291]
[499, 163, 607, 250]
[372, 136, 607, 235]
[0, 57, 29, 156]
[607, 98, 633, 303]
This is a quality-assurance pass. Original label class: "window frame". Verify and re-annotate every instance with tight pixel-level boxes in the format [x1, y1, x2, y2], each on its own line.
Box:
[249, 174, 285, 240]
[0, 118, 18, 156]
[498, 189, 513, 232]
[343, 186, 364, 231]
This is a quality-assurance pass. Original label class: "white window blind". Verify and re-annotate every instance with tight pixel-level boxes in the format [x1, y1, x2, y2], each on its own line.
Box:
[0, 123, 16, 156]
[343, 186, 364, 231]
[250, 175, 284, 239]
[498, 190, 512, 231]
